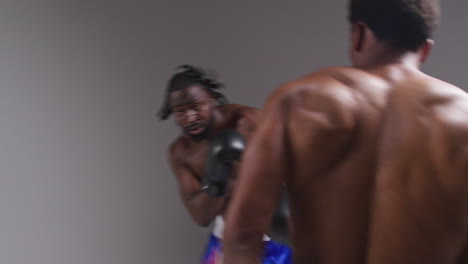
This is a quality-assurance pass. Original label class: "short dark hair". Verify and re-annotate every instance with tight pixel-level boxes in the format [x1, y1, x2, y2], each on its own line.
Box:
[158, 65, 228, 120]
[349, 0, 441, 51]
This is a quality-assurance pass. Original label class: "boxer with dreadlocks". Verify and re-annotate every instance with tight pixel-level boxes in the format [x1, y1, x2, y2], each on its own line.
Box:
[159, 65, 292, 264]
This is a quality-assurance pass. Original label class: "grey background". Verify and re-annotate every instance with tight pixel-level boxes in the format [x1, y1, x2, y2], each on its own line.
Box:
[0, 1, 466, 264]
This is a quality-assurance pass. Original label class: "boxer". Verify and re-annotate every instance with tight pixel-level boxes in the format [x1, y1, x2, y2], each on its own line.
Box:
[223, 1, 468, 264]
[159, 65, 292, 264]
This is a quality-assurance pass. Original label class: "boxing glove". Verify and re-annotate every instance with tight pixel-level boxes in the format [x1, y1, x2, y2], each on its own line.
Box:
[203, 129, 246, 197]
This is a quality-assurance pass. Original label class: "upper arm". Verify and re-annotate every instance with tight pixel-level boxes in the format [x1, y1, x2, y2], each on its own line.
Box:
[224, 90, 292, 242]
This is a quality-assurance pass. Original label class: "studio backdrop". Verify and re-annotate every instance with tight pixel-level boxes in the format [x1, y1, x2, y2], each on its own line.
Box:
[0, 1, 465, 264]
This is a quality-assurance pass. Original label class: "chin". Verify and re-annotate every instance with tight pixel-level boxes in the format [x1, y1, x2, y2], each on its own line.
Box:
[187, 130, 209, 141]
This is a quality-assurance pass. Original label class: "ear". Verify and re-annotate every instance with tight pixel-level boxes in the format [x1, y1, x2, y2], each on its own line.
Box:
[419, 39, 434, 64]
[207, 96, 217, 107]
[351, 22, 366, 53]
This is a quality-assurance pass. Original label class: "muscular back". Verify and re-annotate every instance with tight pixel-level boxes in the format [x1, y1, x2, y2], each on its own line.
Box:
[284, 67, 468, 264]
[368, 77, 468, 264]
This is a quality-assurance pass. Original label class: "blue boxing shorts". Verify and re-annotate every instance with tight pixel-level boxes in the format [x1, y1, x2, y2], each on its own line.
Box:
[200, 216, 292, 264]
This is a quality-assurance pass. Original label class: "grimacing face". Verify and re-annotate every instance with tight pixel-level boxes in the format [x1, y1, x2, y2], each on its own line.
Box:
[169, 84, 216, 140]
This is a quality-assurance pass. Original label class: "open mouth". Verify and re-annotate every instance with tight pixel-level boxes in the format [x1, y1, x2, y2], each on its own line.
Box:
[186, 124, 205, 135]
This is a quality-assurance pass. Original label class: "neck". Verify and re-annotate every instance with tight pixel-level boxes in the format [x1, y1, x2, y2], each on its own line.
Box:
[365, 59, 422, 84]
[369, 49, 421, 68]
[357, 46, 424, 80]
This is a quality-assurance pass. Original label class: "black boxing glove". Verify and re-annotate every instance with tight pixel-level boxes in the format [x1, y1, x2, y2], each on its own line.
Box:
[269, 191, 291, 245]
[202, 129, 246, 197]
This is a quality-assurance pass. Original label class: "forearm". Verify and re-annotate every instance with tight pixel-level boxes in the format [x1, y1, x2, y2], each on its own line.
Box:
[186, 189, 227, 226]
[224, 106, 288, 263]
[223, 178, 272, 264]
[223, 248, 263, 264]
[223, 226, 264, 264]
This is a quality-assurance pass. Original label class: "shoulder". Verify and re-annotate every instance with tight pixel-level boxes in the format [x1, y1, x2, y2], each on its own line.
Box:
[219, 103, 259, 125]
[219, 104, 260, 136]
[419, 79, 468, 193]
[269, 67, 360, 106]
[393, 75, 468, 132]
[392, 76, 468, 173]
[423, 80, 468, 153]
[219, 104, 259, 117]
[264, 67, 360, 130]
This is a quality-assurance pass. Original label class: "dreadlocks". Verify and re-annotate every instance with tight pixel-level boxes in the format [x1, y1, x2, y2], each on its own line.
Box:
[158, 65, 228, 120]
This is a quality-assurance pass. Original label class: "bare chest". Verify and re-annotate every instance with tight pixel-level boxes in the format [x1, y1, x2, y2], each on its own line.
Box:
[181, 143, 210, 181]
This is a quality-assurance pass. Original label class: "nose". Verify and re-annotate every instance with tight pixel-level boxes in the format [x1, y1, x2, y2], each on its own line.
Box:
[185, 109, 198, 122]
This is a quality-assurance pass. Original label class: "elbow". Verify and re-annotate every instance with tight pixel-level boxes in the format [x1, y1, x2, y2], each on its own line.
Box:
[192, 213, 213, 227]
[185, 197, 218, 227]
[196, 218, 212, 227]
[224, 219, 262, 250]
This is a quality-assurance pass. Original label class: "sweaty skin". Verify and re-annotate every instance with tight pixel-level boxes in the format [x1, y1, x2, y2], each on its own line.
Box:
[169, 101, 258, 227]
[223, 65, 468, 264]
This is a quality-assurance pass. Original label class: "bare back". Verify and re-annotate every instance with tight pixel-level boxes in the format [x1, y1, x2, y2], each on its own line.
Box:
[284, 67, 468, 263]
[368, 76, 468, 264]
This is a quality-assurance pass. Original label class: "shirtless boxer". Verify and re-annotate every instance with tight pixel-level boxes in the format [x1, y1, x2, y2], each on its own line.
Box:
[159, 65, 292, 264]
[223, 0, 468, 264]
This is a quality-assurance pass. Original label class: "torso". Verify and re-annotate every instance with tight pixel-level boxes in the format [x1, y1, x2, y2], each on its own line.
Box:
[285, 67, 468, 264]
[172, 104, 258, 203]
[178, 140, 210, 184]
